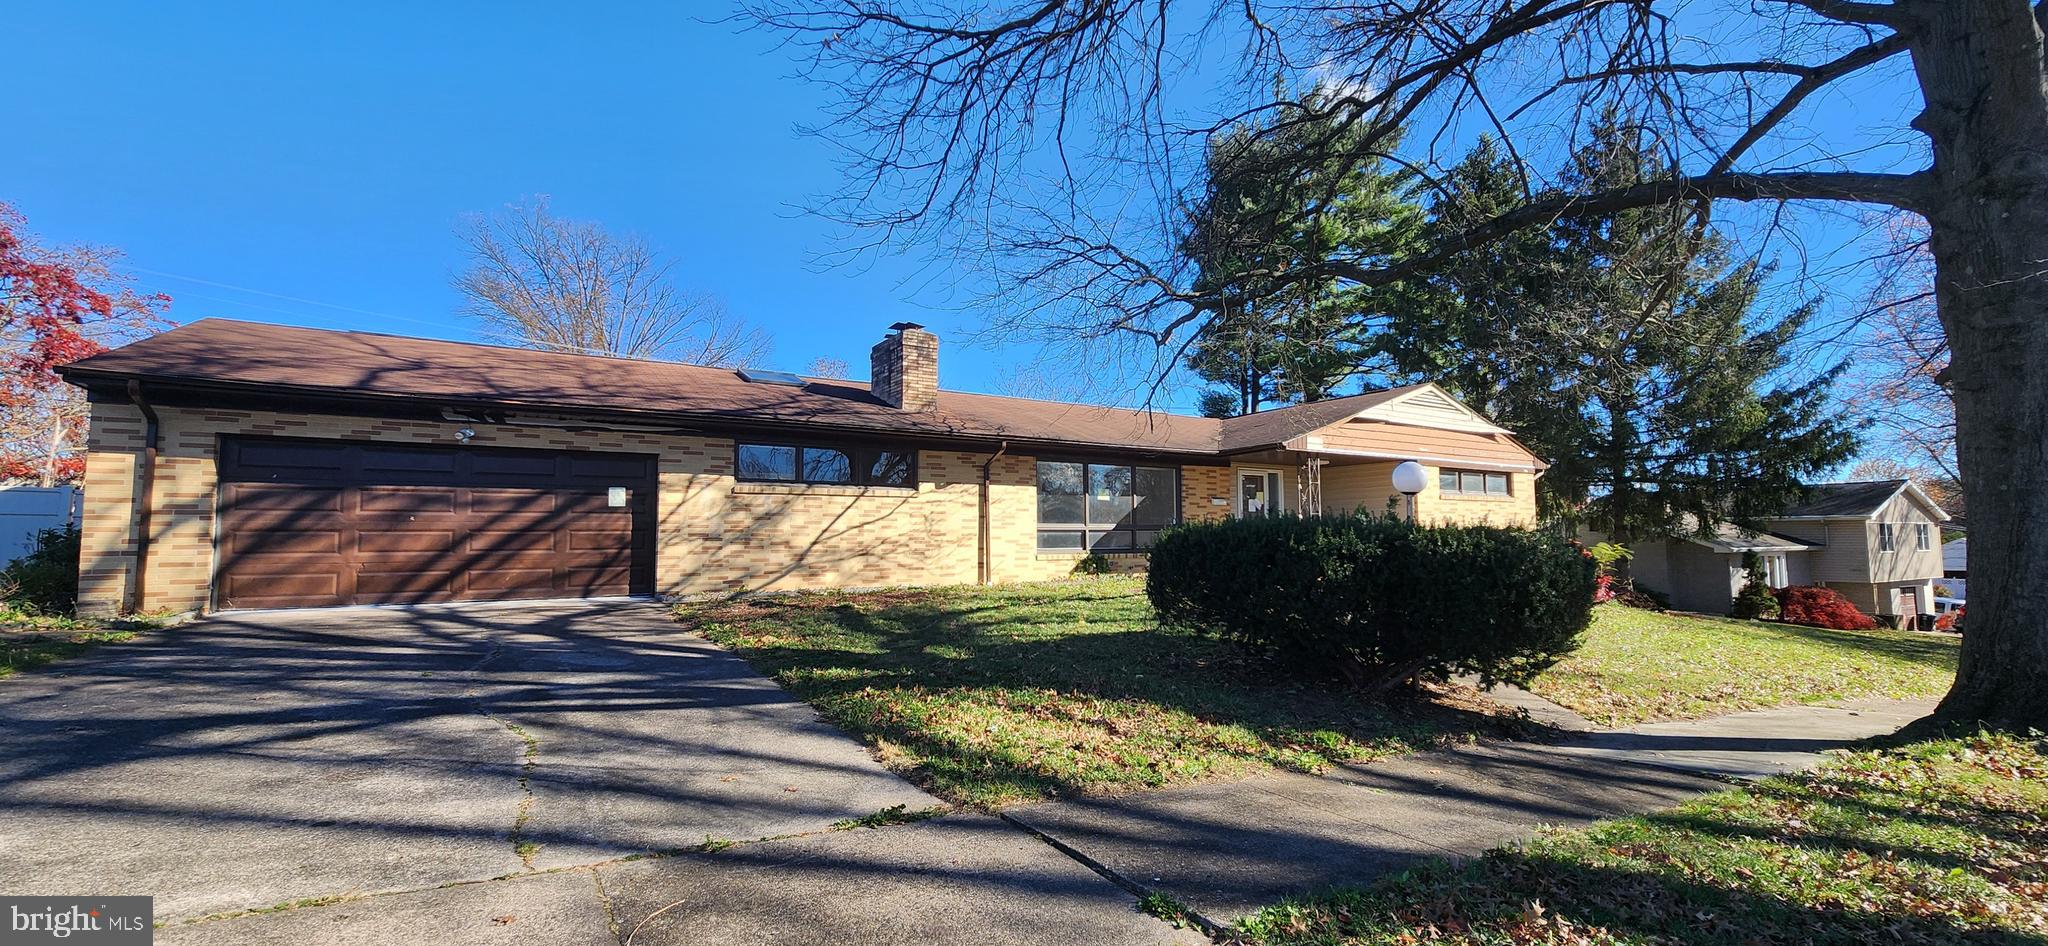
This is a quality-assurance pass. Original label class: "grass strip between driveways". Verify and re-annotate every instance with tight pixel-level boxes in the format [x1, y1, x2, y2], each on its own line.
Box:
[0, 607, 171, 679]
[1233, 731, 2048, 946]
[1527, 604, 1959, 726]
[677, 577, 1515, 808]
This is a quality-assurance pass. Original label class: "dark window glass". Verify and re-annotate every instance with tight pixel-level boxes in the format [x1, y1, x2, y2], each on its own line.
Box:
[869, 450, 914, 487]
[1037, 530, 1084, 550]
[1133, 466, 1176, 526]
[1916, 523, 1931, 550]
[1037, 461, 1180, 550]
[1485, 473, 1508, 495]
[1038, 461, 1085, 524]
[802, 448, 853, 484]
[1879, 523, 1896, 552]
[1088, 465, 1134, 526]
[1088, 530, 1134, 550]
[737, 445, 796, 481]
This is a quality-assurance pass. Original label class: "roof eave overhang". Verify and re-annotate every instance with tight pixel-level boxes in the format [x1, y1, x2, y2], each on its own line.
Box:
[67, 370, 1230, 463]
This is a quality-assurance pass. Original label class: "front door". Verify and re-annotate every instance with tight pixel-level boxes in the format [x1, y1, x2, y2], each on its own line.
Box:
[1238, 470, 1282, 518]
[1898, 587, 1920, 626]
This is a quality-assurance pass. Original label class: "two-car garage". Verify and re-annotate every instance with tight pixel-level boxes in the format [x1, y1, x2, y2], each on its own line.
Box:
[213, 437, 657, 609]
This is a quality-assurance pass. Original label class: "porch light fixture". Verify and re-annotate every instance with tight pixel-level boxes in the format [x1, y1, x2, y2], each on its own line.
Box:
[1392, 460, 1427, 521]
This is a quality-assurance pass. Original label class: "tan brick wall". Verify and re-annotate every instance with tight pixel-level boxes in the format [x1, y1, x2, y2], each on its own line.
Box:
[79, 405, 1232, 614]
[1416, 467, 1538, 527]
[1180, 464, 1234, 523]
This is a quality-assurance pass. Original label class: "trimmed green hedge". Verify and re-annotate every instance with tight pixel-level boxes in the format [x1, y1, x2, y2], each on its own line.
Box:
[1146, 514, 1596, 687]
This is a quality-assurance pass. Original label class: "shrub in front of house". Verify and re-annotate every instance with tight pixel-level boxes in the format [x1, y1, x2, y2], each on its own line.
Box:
[1146, 514, 1597, 688]
[1, 526, 82, 616]
[1730, 552, 1781, 620]
[1771, 584, 1878, 631]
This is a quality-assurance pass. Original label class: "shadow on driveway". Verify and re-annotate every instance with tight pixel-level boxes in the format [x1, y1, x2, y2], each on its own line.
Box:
[0, 601, 937, 922]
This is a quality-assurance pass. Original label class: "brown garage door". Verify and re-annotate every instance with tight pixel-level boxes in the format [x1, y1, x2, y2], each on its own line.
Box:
[215, 436, 657, 609]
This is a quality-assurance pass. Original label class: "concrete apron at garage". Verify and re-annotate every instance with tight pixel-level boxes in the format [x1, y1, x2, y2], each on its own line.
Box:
[0, 600, 940, 922]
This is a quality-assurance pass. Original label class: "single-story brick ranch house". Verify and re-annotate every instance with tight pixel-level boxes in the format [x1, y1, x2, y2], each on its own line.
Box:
[58, 319, 1545, 615]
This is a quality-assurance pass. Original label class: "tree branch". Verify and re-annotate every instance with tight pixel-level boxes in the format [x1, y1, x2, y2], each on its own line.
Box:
[1282, 171, 1931, 297]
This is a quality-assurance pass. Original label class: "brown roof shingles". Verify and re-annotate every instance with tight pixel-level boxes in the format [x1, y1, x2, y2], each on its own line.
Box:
[60, 319, 1504, 460]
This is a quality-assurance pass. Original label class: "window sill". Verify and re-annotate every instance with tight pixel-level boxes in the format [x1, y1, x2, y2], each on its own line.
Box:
[732, 482, 919, 497]
[1436, 493, 1515, 501]
[1035, 551, 1150, 560]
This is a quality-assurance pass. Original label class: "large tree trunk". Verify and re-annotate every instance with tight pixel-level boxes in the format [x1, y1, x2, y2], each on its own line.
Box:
[1908, 0, 2048, 728]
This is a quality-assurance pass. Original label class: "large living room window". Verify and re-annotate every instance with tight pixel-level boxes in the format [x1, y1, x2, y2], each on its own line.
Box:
[1037, 461, 1177, 551]
[736, 443, 916, 487]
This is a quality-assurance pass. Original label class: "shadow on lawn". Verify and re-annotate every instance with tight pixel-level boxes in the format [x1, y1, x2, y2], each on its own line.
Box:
[684, 584, 1521, 803]
[1768, 621, 1960, 670]
[1308, 848, 2043, 946]
[1253, 751, 2044, 946]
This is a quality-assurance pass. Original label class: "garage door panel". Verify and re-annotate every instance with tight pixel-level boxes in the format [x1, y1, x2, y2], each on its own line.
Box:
[464, 568, 557, 592]
[563, 565, 635, 594]
[229, 441, 342, 473]
[221, 572, 343, 605]
[225, 484, 346, 513]
[465, 530, 559, 554]
[227, 528, 346, 557]
[217, 437, 656, 609]
[358, 446, 461, 476]
[354, 569, 457, 599]
[357, 487, 458, 514]
[355, 530, 456, 554]
[469, 489, 558, 514]
[567, 528, 635, 551]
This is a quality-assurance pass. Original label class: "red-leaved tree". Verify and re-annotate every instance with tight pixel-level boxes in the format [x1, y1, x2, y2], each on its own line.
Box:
[0, 204, 170, 485]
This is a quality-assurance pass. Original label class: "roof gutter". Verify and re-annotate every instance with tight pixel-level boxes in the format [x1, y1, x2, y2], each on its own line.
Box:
[125, 380, 161, 614]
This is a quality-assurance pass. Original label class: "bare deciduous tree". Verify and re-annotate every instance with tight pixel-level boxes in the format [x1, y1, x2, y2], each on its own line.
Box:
[744, 0, 2048, 727]
[456, 199, 770, 367]
[1847, 215, 1955, 488]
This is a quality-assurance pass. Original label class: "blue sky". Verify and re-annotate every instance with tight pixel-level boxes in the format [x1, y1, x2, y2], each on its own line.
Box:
[9, 2, 1921, 427]
[8, 3, 1045, 400]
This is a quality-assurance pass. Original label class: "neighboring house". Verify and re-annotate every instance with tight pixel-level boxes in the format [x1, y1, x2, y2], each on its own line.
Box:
[1610, 480, 1950, 622]
[58, 319, 1545, 615]
[1941, 537, 1967, 599]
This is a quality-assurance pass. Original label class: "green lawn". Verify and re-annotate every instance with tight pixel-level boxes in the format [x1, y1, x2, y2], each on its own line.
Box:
[1234, 732, 2048, 946]
[677, 577, 1515, 807]
[1528, 604, 1959, 726]
[0, 607, 165, 679]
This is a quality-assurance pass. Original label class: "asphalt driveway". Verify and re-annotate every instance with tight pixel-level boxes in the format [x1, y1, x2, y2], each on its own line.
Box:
[0, 601, 941, 922]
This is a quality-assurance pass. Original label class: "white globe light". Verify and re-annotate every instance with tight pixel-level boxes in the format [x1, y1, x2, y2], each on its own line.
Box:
[1391, 460, 1428, 495]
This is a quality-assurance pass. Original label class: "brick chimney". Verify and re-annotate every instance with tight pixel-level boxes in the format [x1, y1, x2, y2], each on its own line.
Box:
[870, 322, 939, 411]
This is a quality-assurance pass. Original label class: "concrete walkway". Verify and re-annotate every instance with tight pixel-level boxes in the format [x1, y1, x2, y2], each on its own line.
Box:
[1005, 695, 1937, 926]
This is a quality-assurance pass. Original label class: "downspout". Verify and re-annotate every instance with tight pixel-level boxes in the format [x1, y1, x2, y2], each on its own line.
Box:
[978, 441, 1010, 586]
[125, 380, 161, 615]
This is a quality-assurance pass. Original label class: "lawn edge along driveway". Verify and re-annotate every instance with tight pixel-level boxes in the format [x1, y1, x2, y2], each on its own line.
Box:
[677, 577, 1524, 808]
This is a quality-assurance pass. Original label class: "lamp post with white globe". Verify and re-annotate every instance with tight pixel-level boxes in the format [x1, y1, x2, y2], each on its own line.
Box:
[1391, 460, 1428, 522]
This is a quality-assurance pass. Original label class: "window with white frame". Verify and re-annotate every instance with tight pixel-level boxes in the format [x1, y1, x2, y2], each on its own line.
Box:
[1878, 523, 1897, 553]
[1764, 554, 1789, 588]
[1915, 522, 1931, 551]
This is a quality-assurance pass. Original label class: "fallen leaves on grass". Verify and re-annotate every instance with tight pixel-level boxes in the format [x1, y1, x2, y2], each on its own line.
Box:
[1232, 732, 2048, 946]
